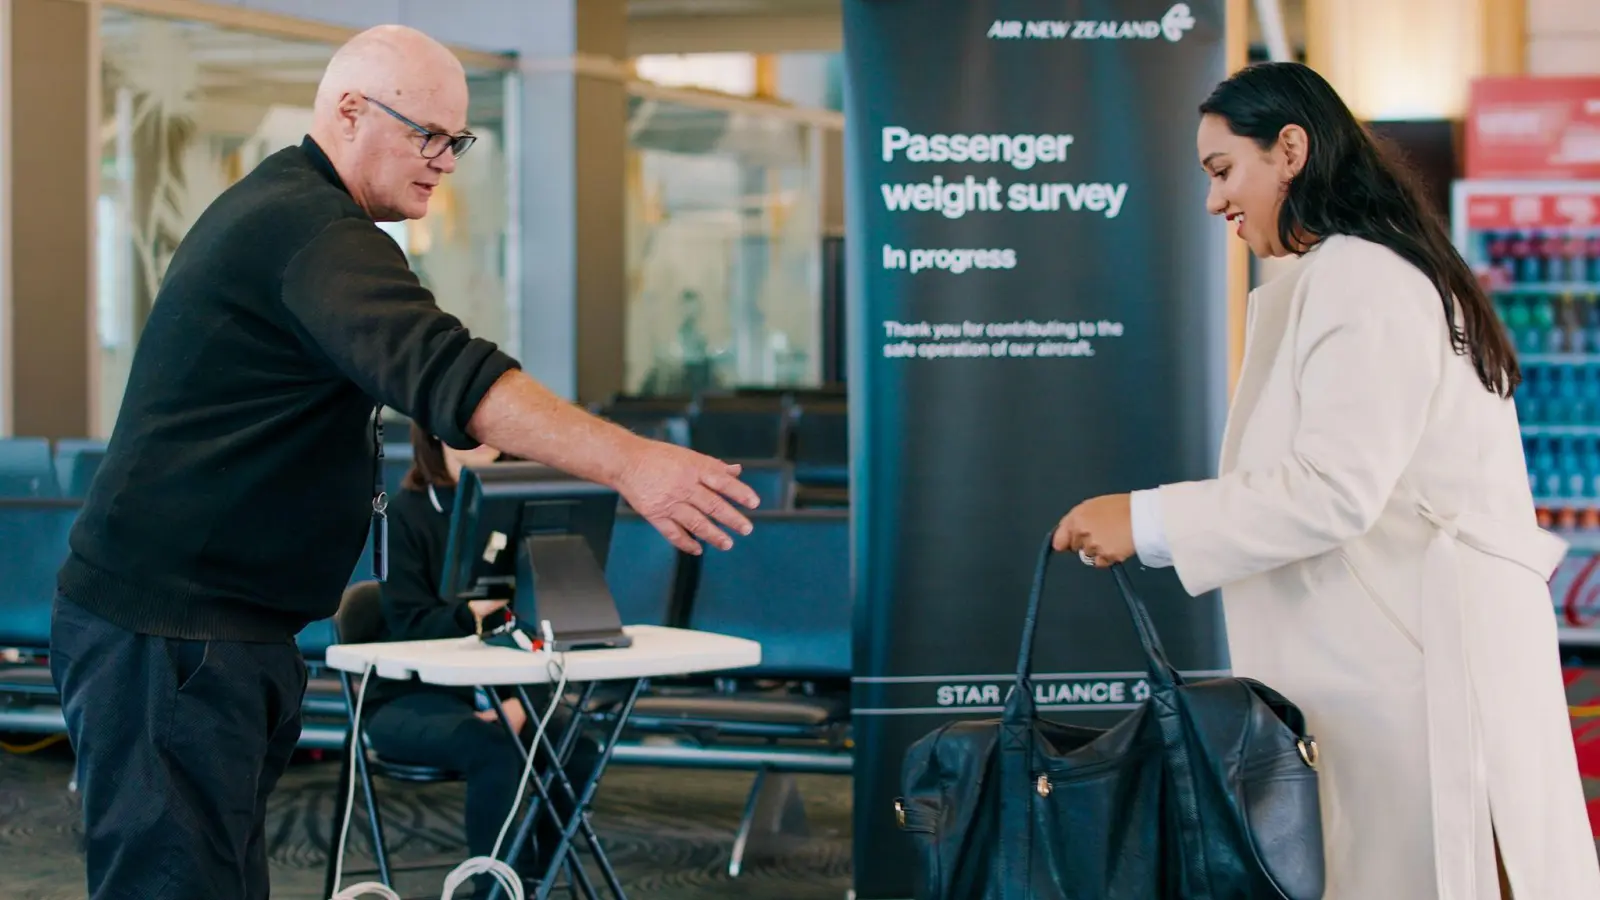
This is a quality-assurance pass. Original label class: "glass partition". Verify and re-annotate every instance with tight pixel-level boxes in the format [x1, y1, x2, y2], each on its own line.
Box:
[623, 90, 833, 395]
[94, 9, 517, 436]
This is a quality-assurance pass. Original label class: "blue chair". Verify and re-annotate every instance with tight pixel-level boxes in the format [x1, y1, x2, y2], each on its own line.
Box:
[0, 498, 79, 651]
[623, 508, 853, 737]
[692, 396, 790, 460]
[789, 401, 848, 489]
[605, 509, 684, 627]
[0, 438, 59, 498]
[732, 459, 794, 511]
[55, 438, 108, 497]
[685, 509, 851, 679]
[630, 508, 851, 878]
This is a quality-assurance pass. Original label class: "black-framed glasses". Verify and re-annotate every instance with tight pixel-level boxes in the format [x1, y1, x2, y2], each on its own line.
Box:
[363, 95, 476, 160]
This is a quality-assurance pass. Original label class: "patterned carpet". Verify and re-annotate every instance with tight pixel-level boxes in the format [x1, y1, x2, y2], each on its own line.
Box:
[0, 739, 853, 900]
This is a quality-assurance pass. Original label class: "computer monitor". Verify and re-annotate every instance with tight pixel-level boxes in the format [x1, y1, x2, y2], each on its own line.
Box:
[438, 461, 633, 651]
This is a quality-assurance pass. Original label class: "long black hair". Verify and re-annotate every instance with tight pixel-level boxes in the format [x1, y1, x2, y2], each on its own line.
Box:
[1200, 62, 1518, 397]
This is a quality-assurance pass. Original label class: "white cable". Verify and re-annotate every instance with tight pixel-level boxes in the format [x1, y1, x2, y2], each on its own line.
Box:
[439, 636, 569, 900]
[328, 633, 572, 900]
[329, 665, 403, 900]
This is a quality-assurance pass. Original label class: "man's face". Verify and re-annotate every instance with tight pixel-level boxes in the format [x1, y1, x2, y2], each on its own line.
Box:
[348, 81, 469, 222]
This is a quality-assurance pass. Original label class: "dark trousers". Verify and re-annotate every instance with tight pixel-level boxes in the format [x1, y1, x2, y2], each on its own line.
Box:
[362, 689, 600, 891]
[49, 595, 308, 900]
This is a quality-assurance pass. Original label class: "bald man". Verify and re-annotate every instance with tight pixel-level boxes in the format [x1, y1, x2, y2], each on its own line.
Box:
[49, 25, 759, 900]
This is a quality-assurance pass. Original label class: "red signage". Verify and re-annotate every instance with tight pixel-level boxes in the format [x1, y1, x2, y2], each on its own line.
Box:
[1464, 191, 1600, 229]
[1467, 77, 1600, 180]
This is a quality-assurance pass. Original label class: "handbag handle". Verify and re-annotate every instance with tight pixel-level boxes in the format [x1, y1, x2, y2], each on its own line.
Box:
[1006, 530, 1182, 723]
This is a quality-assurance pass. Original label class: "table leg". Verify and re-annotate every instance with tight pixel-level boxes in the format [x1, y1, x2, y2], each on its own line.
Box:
[339, 670, 394, 887]
[531, 677, 648, 900]
[512, 684, 619, 899]
[484, 686, 605, 900]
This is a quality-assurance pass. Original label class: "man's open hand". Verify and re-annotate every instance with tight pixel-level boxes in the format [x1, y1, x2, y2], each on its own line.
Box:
[616, 441, 761, 554]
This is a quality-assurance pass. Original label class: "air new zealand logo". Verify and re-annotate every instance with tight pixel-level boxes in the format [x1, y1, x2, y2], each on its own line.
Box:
[988, 3, 1197, 43]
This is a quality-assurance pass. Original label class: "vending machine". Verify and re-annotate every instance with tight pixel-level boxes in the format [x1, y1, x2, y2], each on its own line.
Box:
[1451, 180, 1600, 649]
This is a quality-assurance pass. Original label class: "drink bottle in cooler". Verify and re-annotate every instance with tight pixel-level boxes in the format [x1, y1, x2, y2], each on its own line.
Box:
[1586, 293, 1600, 351]
[1518, 364, 1543, 425]
[1512, 231, 1537, 284]
[1559, 437, 1585, 530]
[1537, 435, 1562, 498]
[1548, 293, 1570, 353]
[1570, 365, 1594, 426]
[1530, 294, 1558, 353]
[1585, 437, 1600, 531]
[1572, 295, 1594, 354]
[1552, 366, 1577, 423]
[1567, 234, 1590, 284]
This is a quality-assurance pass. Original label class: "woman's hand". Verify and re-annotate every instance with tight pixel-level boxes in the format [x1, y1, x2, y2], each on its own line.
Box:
[1052, 493, 1135, 567]
[477, 697, 528, 736]
[468, 599, 508, 622]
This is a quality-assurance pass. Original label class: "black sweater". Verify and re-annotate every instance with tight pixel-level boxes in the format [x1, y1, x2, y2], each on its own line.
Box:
[58, 137, 520, 643]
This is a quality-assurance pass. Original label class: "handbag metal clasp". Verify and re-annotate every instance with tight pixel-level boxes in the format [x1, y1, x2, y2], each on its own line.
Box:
[1036, 774, 1052, 797]
[1297, 738, 1319, 769]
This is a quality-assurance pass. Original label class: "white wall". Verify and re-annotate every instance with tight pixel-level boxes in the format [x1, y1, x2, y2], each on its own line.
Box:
[1527, 0, 1600, 74]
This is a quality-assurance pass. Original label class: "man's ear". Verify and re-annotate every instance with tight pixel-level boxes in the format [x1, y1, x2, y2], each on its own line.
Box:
[333, 91, 363, 141]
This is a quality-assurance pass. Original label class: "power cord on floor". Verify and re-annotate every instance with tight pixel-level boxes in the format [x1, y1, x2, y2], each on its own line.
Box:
[329, 664, 400, 900]
[439, 651, 568, 900]
[327, 634, 570, 900]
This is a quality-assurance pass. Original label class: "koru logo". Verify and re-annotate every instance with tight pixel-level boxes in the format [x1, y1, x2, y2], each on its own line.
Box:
[1161, 3, 1197, 42]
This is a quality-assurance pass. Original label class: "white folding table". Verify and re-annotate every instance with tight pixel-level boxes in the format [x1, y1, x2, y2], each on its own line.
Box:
[326, 625, 761, 900]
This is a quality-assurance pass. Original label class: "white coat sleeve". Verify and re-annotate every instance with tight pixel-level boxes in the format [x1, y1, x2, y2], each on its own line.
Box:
[1130, 489, 1174, 568]
[1155, 243, 1445, 597]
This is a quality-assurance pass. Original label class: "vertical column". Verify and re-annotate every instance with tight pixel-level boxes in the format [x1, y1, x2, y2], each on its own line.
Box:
[570, 0, 627, 405]
[3, 0, 94, 439]
[474, 0, 627, 404]
[1305, 0, 1525, 120]
[0, 0, 11, 435]
[1481, 0, 1527, 77]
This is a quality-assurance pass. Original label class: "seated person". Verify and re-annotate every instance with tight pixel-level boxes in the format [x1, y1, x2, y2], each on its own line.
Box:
[362, 423, 600, 894]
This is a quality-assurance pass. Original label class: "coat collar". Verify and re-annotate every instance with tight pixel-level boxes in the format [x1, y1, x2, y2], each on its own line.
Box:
[299, 135, 352, 196]
[1217, 240, 1329, 473]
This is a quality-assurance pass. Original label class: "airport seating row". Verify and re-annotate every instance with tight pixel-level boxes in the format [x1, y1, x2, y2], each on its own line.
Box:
[594, 387, 850, 506]
[0, 480, 853, 761]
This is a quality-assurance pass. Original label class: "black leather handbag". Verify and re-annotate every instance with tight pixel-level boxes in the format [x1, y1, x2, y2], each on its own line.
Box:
[895, 534, 1325, 899]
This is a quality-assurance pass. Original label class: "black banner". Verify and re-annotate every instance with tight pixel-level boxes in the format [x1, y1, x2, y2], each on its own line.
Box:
[842, 2, 1234, 897]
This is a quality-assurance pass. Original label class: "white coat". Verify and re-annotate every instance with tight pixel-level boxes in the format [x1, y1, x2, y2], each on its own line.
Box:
[1153, 235, 1600, 900]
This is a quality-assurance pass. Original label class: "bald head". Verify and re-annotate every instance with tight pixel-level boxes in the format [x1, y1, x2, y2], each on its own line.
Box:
[309, 25, 470, 222]
[314, 25, 464, 120]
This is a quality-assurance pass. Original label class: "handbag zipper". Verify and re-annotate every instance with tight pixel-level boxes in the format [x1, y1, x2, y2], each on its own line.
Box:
[1032, 752, 1151, 796]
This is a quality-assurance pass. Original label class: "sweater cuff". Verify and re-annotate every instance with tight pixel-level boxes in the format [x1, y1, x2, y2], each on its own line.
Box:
[451, 601, 477, 634]
[437, 349, 520, 450]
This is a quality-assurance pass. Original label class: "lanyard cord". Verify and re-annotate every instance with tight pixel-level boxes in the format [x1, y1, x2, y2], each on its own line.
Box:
[371, 407, 388, 581]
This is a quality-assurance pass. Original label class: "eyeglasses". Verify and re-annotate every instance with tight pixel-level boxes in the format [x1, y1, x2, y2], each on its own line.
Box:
[363, 95, 476, 160]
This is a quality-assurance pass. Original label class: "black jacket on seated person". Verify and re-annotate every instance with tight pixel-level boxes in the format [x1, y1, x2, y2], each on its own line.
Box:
[57, 136, 519, 643]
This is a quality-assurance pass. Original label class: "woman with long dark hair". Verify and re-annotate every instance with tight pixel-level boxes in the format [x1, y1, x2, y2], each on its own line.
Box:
[1055, 62, 1600, 899]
